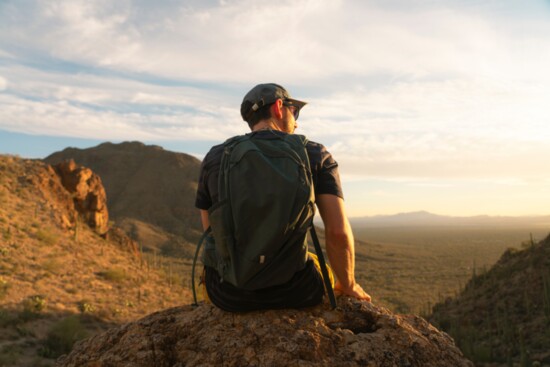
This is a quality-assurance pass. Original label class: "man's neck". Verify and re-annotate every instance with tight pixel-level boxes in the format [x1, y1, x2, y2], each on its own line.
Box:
[251, 120, 281, 132]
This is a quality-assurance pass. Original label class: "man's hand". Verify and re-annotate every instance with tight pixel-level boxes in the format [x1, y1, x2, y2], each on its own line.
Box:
[334, 281, 372, 302]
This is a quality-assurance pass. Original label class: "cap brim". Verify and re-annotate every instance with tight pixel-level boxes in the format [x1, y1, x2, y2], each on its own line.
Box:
[285, 98, 307, 110]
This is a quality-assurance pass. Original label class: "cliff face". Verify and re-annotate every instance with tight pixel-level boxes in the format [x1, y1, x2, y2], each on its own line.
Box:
[58, 297, 472, 367]
[24, 158, 108, 234]
[45, 141, 203, 253]
[52, 159, 109, 235]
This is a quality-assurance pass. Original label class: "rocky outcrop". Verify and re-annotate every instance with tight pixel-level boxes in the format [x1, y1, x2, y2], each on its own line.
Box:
[57, 298, 473, 367]
[45, 142, 204, 249]
[23, 159, 138, 256]
[44, 142, 214, 264]
[53, 159, 109, 234]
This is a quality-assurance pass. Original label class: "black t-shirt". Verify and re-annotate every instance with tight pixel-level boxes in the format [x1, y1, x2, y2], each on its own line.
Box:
[195, 130, 343, 312]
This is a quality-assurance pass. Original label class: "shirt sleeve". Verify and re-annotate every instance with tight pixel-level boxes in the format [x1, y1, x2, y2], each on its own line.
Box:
[307, 142, 344, 199]
[195, 144, 224, 210]
[195, 153, 213, 210]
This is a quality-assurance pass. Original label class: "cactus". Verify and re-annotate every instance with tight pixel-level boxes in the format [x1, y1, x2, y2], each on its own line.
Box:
[543, 272, 550, 322]
[519, 331, 531, 367]
[73, 219, 79, 242]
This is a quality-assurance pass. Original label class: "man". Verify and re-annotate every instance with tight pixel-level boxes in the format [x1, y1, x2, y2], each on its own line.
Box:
[195, 83, 370, 312]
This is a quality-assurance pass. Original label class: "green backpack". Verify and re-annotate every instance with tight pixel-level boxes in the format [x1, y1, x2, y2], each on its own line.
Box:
[192, 132, 336, 307]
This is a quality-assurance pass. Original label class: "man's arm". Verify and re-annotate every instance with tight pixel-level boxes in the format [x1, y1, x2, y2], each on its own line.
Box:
[200, 209, 210, 231]
[316, 194, 371, 301]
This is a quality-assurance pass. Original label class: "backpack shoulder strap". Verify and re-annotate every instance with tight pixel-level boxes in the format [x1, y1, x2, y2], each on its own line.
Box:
[285, 134, 337, 309]
[310, 226, 337, 309]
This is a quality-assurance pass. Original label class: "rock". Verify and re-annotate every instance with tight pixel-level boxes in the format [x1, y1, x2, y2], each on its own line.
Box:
[29, 163, 79, 230]
[53, 159, 109, 234]
[57, 298, 473, 367]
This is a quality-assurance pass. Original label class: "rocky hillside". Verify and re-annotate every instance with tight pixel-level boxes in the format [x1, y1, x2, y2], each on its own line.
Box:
[0, 155, 192, 367]
[429, 234, 550, 366]
[58, 297, 473, 367]
[45, 141, 203, 256]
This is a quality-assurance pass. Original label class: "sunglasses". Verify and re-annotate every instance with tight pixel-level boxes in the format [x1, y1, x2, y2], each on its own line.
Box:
[282, 101, 300, 120]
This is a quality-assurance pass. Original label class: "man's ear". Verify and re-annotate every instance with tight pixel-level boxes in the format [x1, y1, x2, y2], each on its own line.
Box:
[270, 99, 284, 120]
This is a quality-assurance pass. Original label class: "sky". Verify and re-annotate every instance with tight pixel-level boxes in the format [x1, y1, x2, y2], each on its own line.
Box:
[1, 0, 549, 217]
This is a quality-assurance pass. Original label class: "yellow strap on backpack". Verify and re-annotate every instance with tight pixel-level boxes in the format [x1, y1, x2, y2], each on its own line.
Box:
[308, 251, 335, 289]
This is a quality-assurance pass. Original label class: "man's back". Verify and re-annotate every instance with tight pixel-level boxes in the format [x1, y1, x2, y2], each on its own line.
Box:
[195, 130, 343, 311]
[195, 83, 371, 312]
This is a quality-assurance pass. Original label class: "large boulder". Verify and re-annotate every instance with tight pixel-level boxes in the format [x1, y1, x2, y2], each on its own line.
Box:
[57, 298, 473, 367]
[52, 159, 109, 234]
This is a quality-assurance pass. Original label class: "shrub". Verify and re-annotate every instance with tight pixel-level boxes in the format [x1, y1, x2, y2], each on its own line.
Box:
[0, 277, 9, 300]
[19, 295, 47, 321]
[1, 227, 10, 241]
[97, 268, 127, 283]
[0, 345, 21, 366]
[77, 300, 95, 313]
[35, 229, 58, 246]
[42, 258, 62, 275]
[24, 295, 47, 312]
[0, 308, 17, 327]
[39, 315, 89, 359]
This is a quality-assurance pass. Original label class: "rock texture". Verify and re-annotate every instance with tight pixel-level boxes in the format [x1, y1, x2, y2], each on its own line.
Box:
[57, 298, 472, 367]
[53, 159, 109, 234]
[23, 158, 138, 256]
[45, 142, 203, 251]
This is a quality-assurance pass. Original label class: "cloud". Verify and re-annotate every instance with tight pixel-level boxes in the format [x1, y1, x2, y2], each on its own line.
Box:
[0, 75, 7, 91]
[1, 0, 549, 187]
[0, 64, 246, 141]
[3, 0, 548, 85]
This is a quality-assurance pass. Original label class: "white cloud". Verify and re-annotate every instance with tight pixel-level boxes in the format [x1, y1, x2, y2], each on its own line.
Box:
[0, 75, 7, 91]
[3, 0, 547, 84]
[1, 0, 550, 193]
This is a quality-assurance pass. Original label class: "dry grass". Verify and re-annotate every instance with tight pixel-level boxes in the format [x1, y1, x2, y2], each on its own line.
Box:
[349, 226, 550, 315]
[0, 155, 192, 367]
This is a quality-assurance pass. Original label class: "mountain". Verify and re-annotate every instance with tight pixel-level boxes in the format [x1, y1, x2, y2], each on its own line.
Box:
[350, 211, 550, 228]
[428, 234, 550, 366]
[58, 297, 473, 367]
[44, 141, 203, 257]
[0, 153, 474, 366]
[0, 155, 191, 366]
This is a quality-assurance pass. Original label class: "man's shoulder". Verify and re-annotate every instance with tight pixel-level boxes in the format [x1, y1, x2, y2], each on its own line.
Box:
[201, 143, 225, 168]
[304, 139, 333, 163]
[305, 139, 326, 151]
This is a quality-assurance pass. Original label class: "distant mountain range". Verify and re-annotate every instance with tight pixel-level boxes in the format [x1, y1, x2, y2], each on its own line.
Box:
[350, 210, 550, 227]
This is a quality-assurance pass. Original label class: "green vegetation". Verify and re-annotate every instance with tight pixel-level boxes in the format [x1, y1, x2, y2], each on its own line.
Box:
[0, 276, 9, 300]
[20, 295, 47, 321]
[429, 234, 550, 366]
[0, 345, 21, 366]
[77, 299, 95, 314]
[39, 315, 88, 359]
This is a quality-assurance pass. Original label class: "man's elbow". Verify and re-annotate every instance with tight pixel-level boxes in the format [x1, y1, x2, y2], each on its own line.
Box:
[325, 228, 352, 248]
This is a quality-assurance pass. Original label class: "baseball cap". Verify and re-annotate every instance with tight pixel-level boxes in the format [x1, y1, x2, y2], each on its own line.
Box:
[240, 83, 307, 123]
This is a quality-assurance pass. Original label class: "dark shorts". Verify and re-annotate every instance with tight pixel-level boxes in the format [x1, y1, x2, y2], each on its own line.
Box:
[204, 260, 325, 312]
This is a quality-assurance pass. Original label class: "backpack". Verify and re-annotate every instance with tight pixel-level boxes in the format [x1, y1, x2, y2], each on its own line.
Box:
[192, 131, 336, 307]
